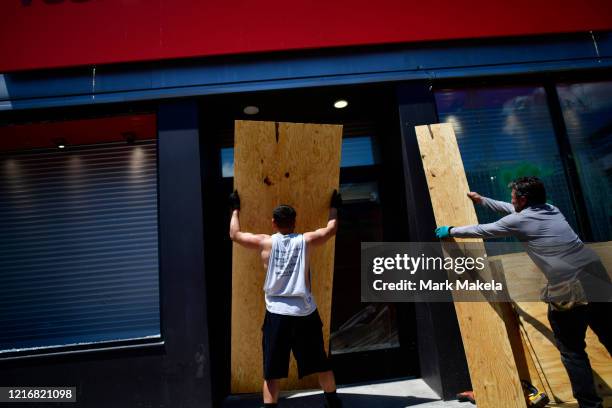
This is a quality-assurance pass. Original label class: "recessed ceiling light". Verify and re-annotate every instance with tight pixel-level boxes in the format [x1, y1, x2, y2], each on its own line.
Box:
[54, 138, 67, 149]
[334, 99, 348, 109]
[243, 106, 260, 115]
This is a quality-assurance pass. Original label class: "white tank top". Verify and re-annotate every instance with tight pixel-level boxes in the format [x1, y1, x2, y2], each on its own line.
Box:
[263, 233, 316, 316]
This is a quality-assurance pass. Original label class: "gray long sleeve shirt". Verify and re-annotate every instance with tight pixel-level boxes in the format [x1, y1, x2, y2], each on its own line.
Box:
[450, 197, 603, 287]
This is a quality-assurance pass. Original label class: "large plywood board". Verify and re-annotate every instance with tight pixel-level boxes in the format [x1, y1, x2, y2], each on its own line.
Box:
[231, 120, 342, 393]
[416, 123, 525, 408]
[495, 243, 612, 406]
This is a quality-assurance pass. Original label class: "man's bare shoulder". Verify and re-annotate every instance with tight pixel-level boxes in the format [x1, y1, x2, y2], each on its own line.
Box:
[260, 234, 273, 248]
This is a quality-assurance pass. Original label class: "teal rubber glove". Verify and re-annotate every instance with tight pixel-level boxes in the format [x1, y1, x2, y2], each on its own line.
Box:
[435, 226, 453, 238]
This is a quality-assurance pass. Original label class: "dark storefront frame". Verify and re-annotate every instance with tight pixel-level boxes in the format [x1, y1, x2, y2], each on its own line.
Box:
[0, 101, 213, 408]
[1, 32, 610, 111]
[0, 103, 167, 361]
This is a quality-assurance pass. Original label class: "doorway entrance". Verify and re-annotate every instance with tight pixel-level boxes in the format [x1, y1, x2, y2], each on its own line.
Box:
[200, 84, 419, 403]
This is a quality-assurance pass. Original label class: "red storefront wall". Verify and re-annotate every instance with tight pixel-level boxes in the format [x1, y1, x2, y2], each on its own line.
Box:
[1, 0, 611, 73]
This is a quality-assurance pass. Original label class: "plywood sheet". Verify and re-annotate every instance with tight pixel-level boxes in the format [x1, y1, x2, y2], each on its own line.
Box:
[416, 123, 525, 408]
[489, 251, 548, 301]
[231, 120, 343, 393]
[488, 260, 553, 397]
[495, 242, 612, 405]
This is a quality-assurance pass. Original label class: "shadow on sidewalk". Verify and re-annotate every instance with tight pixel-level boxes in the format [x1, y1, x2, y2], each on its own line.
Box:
[224, 392, 439, 407]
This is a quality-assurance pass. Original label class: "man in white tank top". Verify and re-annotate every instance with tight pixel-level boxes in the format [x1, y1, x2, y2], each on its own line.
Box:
[229, 190, 343, 408]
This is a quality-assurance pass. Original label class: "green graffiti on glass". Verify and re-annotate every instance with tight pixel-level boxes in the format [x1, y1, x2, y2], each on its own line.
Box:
[494, 162, 555, 204]
[498, 162, 552, 185]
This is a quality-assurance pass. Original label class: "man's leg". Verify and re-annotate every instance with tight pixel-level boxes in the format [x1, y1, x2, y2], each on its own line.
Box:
[548, 305, 603, 408]
[317, 370, 337, 392]
[262, 312, 291, 406]
[292, 311, 342, 407]
[587, 302, 612, 355]
[263, 379, 280, 405]
[318, 370, 342, 408]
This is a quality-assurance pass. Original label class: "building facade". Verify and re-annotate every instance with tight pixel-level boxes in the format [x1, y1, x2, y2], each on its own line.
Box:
[1, 1, 611, 407]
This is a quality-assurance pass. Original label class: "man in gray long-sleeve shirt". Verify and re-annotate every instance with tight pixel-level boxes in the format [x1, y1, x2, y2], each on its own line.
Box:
[435, 176, 611, 408]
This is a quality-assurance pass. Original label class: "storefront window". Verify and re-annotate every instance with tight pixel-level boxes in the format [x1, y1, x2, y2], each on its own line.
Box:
[557, 81, 612, 242]
[435, 86, 578, 239]
[0, 116, 161, 355]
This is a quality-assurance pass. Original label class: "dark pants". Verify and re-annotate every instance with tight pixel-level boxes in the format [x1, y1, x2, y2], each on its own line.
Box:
[548, 302, 612, 408]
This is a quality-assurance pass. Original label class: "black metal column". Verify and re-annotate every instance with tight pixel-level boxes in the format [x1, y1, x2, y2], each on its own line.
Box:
[157, 99, 213, 407]
[544, 82, 594, 241]
[396, 81, 472, 400]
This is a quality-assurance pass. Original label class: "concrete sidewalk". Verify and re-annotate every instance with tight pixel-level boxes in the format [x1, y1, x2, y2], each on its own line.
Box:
[224, 377, 476, 407]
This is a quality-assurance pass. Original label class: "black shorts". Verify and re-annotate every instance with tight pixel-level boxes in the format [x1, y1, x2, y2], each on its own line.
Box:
[262, 309, 331, 380]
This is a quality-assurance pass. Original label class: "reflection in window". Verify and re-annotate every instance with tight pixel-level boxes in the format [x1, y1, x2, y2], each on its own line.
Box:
[331, 304, 399, 354]
[220, 147, 234, 178]
[340, 136, 376, 167]
[435, 86, 578, 238]
[339, 182, 379, 204]
[220, 136, 377, 178]
[557, 81, 612, 241]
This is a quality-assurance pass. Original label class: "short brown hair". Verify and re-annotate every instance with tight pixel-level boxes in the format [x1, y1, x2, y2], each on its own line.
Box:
[508, 176, 547, 206]
[273, 205, 296, 228]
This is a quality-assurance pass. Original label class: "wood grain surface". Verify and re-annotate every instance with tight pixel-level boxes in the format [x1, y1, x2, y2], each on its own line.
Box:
[231, 120, 342, 393]
[495, 242, 612, 405]
[416, 123, 526, 408]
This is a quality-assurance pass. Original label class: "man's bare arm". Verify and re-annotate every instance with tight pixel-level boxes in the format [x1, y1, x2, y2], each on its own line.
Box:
[229, 209, 270, 250]
[304, 190, 342, 247]
[304, 208, 338, 247]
